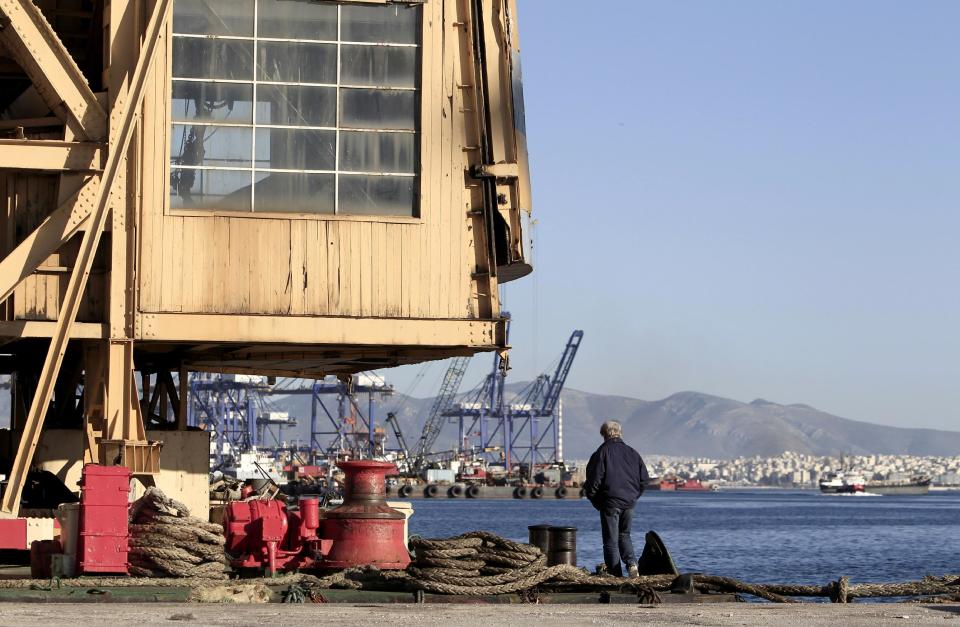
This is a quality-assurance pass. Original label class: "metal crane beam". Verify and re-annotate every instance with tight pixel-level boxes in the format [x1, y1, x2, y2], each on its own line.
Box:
[411, 356, 471, 469]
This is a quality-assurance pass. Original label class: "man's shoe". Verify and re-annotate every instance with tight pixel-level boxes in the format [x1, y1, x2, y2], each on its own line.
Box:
[627, 564, 640, 579]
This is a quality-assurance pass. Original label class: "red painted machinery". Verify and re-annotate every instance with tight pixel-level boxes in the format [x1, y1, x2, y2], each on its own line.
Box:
[222, 460, 410, 574]
[223, 496, 330, 574]
[78, 464, 130, 574]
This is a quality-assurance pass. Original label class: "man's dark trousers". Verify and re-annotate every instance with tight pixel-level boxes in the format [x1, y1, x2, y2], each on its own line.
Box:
[600, 504, 635, 576]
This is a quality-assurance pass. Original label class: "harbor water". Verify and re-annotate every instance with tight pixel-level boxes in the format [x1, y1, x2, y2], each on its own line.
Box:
[408, 489, 960, 585]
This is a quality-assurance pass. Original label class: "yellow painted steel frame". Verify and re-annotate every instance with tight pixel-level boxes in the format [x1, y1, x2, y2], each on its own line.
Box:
[0, 0, 172, 518]
[0, 0, 530, 518]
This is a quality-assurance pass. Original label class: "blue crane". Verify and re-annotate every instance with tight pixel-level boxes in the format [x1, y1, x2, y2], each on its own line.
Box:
[509, 330, 584, 464]
[443, 329, 584, 470]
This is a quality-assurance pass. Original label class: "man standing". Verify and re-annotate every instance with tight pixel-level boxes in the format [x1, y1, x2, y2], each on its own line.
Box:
[584, 420, 650, 577]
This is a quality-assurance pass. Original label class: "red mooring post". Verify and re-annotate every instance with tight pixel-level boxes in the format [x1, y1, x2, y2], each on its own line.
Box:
[321, 460, 411, 569]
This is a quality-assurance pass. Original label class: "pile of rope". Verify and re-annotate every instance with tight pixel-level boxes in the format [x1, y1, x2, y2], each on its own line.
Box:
[405, 531, 660, 601]
[127, 487, 228, 579]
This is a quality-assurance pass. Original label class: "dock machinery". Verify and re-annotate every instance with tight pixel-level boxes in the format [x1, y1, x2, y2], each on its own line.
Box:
[0, 0, 533, 534]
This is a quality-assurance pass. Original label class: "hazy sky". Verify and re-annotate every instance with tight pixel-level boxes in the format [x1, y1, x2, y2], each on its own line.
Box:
[386, 1, 960, 432]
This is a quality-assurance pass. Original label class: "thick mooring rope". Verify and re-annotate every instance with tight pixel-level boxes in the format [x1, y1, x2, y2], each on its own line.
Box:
[402, 531, 663, 600]
[127, 487, 229, 579]
[395, 532, 960, 604]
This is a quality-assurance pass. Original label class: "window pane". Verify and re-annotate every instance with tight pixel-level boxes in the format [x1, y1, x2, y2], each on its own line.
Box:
[172, 81, 254, 124]
[341, 45, 416, 89]
[256, 84, 335, 127]
[340, 131, 415, 174]
[172, 38, 253, 80]
[171, 168, 251, 211]
[257, 42, 336, 84]
[341, 4, 419, 44]
[173, 0, 253, 36]
[341, 89, 416, 130]
[339, 175, 415, 216]
[254, 172, 335, 213]
[171, 124, 252, 168]
[255, 128, 336, 171]
[257, 0, 336, 40]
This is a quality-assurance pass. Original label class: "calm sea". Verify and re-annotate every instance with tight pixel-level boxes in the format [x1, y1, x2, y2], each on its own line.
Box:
[407, 489, 960, 585]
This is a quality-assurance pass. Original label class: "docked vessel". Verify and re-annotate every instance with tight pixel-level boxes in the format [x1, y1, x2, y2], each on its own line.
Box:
[819, 472, 931, 495]
[645, 477, 717, 492]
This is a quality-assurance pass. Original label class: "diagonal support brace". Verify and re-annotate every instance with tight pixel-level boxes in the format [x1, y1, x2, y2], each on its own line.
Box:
[0, 0, 172, 518]
[0, 0, 107, 141]
[0, 178, 97, 305]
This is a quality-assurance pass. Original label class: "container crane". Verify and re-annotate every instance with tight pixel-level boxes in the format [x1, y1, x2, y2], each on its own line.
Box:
[444, 329, 583, 470]
[509, 330, 584, 465]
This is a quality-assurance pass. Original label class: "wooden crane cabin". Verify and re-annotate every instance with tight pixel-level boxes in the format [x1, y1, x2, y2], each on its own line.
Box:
[0, 0, 531, 517]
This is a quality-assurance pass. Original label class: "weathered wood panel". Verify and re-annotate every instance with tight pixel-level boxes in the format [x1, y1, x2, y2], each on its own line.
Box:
[137, 0, 485, 323]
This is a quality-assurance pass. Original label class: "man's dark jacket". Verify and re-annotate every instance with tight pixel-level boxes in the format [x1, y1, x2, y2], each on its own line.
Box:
[584, 437, 650, 510]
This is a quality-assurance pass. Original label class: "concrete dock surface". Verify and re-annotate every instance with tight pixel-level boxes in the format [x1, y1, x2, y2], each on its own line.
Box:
[0, 603, 957, 626]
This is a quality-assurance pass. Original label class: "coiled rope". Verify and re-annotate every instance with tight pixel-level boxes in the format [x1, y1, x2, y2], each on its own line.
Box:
[127, 487, 229, 579]
[404, 531, 662, 599]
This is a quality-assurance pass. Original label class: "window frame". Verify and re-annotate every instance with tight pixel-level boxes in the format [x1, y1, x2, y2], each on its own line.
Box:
[164, 0, 428, 223]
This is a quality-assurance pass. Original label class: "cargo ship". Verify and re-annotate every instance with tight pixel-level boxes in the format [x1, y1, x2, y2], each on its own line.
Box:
[646, 477, 717, 492]
[819, 472, 931, 495]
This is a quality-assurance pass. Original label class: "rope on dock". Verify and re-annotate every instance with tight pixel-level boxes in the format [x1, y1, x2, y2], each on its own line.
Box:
[403, 532, 663, 600]
[127, 487, 229, 579]
[399, 532, 960, 604]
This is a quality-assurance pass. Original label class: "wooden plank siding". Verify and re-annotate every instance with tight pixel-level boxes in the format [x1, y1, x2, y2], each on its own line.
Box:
[0, 172, 111, 323]
[134, 0, 486, 323]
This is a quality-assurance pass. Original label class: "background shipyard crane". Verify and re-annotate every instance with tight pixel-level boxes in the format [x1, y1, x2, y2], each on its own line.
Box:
[444, 330, 584, 472]
[409, 356, 472, 472]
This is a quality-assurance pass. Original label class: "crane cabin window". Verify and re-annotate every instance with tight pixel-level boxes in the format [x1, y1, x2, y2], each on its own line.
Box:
[169, 0, 421, 216]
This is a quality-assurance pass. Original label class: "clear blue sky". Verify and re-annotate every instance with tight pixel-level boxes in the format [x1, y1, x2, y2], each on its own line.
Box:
[387, 1, 960, 432]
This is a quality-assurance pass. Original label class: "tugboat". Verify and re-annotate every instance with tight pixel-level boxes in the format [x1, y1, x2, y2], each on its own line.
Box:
[819, 472, 931, 495]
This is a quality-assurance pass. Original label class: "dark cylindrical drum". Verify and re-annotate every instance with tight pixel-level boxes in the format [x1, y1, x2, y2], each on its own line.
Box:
[548, 526, 577, 566]
[527, 524, 551, 555]
[548, 550, 577, 566]
[549, 526, 577, 551]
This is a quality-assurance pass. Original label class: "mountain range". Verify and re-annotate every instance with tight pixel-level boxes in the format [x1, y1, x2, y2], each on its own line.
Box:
[2, 378, 957, 460]
[267, 386, 960, 461]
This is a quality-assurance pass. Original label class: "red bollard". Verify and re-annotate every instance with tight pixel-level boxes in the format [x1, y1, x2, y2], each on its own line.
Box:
[298, 497, 320, 541]
[321, 461, 410, 570]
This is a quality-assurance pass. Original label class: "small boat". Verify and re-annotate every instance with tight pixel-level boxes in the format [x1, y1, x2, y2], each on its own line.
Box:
[819, 472, 930, 495]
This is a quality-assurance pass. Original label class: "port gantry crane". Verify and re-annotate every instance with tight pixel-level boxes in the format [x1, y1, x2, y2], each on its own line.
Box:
[508, 330, 584, 465]
[444, 329, 584, 470]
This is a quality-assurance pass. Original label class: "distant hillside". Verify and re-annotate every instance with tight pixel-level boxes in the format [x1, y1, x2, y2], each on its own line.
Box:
[267, 385, 960, 461]
[4, 378, 957, 460]
[560, 390, 960, 459]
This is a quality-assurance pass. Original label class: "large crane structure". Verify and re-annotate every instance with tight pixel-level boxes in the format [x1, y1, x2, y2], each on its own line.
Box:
[445, 330, 583, 470]
[409, 356, 471, 470]
[508, 330, 583, 464]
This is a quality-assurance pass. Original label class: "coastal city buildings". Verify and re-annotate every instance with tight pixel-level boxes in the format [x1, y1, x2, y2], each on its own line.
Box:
[644, 452, 960, 488]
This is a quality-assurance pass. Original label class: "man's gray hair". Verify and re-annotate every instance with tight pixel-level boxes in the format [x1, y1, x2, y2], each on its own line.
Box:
[600, 420, 622, 439]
